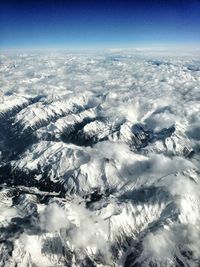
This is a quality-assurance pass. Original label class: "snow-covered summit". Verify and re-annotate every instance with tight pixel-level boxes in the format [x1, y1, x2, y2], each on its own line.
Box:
[0, 51, 199, 267]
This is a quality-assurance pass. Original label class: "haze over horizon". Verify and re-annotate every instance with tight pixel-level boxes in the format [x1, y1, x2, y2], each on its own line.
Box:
[1, 1, 200, 266]
[0, 0, 200, 50]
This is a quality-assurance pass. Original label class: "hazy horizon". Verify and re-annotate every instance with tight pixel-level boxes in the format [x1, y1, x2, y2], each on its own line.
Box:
[1, 0, 200, 50]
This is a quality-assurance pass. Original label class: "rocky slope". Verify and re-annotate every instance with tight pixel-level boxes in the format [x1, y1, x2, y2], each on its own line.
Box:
[0, 51, 200, 267]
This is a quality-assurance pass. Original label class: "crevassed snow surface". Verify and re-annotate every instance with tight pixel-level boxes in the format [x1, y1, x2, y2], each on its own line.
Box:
[0, 50, 200, 267]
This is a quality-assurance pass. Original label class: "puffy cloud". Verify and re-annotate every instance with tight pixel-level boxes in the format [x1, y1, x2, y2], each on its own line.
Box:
[0, 50, 200, 266]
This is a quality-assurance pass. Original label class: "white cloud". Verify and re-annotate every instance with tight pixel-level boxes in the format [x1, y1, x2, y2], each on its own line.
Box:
[0, 50, 200, 266]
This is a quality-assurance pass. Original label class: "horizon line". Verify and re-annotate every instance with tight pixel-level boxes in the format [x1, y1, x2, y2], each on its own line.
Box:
[1, 43, 200, 52]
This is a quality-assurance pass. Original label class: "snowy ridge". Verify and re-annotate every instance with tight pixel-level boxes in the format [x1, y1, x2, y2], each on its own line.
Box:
[0, 51, 200, 267]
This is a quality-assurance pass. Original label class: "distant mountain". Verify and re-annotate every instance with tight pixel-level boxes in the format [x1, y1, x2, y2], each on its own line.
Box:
[0, 52, 199, 267]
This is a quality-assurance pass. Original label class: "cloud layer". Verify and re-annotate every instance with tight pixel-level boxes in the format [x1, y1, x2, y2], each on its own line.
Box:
[0, 50, 200, 266]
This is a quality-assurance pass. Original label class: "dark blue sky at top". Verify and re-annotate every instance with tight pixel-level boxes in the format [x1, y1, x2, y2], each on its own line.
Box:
[0, 0, 200, 49]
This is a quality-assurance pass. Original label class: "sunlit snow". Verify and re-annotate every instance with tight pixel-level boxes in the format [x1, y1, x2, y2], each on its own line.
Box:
[0, 50, 200, 267]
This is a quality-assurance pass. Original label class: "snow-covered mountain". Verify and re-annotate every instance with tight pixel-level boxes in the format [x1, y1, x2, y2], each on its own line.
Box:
[0, 51, 200, 267]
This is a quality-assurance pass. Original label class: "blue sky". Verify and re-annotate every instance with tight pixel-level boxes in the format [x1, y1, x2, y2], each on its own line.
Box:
[0, 0, 200, 49]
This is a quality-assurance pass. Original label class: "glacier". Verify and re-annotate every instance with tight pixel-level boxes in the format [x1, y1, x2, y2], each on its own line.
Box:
[0, 50, 200, 267]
